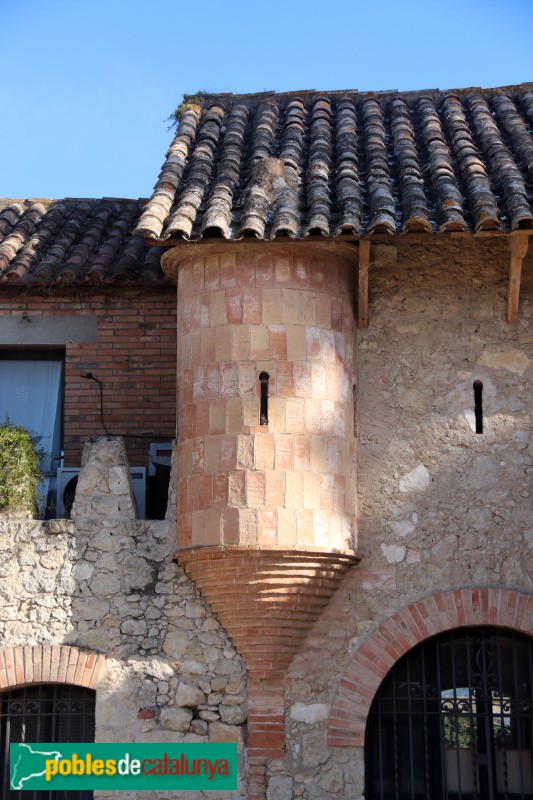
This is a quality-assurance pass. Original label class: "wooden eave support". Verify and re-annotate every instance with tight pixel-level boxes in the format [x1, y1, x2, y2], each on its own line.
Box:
[153, 230, 532, 326]
[357, 239, 370, 328]
[507, 234, 529, 324]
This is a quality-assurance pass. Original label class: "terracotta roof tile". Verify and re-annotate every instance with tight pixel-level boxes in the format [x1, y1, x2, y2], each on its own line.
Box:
[0, 198, 167, 285]
[136, 84, 533, 240]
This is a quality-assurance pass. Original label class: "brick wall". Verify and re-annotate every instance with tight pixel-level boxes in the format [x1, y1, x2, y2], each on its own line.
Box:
[0, 645, 105, 690]
[328, 587, 533, 747]
[0, 288, 177, 467]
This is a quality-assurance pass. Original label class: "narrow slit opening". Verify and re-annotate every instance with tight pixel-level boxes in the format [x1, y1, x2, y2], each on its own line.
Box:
[259, 371, 269, 425]
[473, 380, 483, 434]
[353, 383, 357, 439]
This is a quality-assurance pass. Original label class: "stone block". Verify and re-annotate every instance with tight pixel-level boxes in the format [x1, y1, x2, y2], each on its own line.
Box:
[160, 706, 193, 732]
[243, 288, 262, 324]
[255, 433, 274, 470]
[303, 472, 320, 510]
[261, 288, 282, 323]
[269, 325, 287, 360]
[286, 398, 305, 434]
[267, 398, 286, 432]
[299, 291, 317, 325]
[220, 362, 238, 397]
[259, 508, 278, 543]
[290, 702, 330, 723]
[304, 398, 322, 434]
[226, 398, 244, 434]
[214, 325, 231, 362]
[272, 252, 292, 286]
[219, 251, 237, 288]
[293, 361, 312, 398]
[219, 705, 246, 725]
[285, 471, 303, 509]
[311, 364, 327, 399]
[239, 508, 258, 544]
[162, 627, 189, 658]
[281, 289, 299, 323]
[250, 326, 269, 360]
[296, 509, 315, 545]
[316, 291, 331, 327]
[228, 471, 246, 507]
[175, 682, 206, 707]
[266, 471, 285, 508]
[231, 324, 250, 360]
[238, 361, 256, 397]
[399, 465, 430, 493]
[247, 471, 266, 507]
[286, 324, 307, 362]
[277, 508, 297, 545]
[209, 722, 244, 749]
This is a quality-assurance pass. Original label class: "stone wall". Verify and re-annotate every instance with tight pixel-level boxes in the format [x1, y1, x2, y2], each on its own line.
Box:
[0, 436, 247, 800]
[1, 239, 532, 800]
[274, 238, 533, 799]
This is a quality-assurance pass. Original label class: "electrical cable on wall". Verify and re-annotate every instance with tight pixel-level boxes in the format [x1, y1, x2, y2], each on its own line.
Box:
[80, 372, 172, 440]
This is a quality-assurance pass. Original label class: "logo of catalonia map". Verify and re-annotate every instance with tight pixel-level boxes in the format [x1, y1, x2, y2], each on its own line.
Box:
[11, 743, 63, 789]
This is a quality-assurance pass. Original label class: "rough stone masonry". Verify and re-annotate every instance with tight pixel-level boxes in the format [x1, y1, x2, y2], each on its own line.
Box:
[0, 436, 248, 800]
[0, 237, 532, 800]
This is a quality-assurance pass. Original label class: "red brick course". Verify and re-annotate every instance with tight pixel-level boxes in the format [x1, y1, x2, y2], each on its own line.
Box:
[178, 546, 358, 760]
[0, 645, 105, 691]
[328, 587, 533, 748]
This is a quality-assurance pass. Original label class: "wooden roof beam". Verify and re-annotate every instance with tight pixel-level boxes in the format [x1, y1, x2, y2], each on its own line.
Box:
[357, 240, 370, 328]
[507, 234, 529, 323]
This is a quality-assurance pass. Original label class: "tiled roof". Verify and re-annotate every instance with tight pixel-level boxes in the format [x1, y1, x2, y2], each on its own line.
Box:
[0, 198, 166, 285]
[136, 85, 533, 241]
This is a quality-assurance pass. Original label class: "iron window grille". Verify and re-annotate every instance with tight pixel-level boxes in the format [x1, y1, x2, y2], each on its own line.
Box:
[0, 683, 95, 800]
[366, 626, 533, 800]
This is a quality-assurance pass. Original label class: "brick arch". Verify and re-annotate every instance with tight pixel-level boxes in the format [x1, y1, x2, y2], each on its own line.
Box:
[328, 587, 533, 747]
[0, 645, 105, 691]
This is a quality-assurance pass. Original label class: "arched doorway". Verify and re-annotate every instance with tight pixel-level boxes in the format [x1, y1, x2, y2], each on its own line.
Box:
[366, 626, 533, 799]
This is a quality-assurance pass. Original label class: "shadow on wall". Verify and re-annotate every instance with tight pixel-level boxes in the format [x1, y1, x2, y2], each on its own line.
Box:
[266, 242, 532, 800]
[355, 243, 531, 590]
[0, 436, 248, 799]
[284, 241, 532, 708]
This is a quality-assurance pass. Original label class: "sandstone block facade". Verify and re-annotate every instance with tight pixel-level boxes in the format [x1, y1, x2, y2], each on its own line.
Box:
[163, 243, 358, 553]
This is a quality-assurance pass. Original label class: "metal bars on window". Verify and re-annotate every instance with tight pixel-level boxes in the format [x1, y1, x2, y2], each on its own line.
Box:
[366, 627, 533, 800]
[0, 684, 95, 800]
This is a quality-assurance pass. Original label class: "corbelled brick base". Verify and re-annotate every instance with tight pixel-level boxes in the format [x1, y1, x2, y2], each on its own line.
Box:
[177, 545, 358, 758]
[178, 546, 357, 677]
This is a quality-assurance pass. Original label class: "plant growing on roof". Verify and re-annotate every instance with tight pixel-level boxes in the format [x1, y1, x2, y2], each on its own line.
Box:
[171, 92, 209, 124]
[0, 420, 44, 517]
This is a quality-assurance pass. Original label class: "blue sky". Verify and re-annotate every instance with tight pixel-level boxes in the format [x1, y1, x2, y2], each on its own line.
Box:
[1, 0, 532, 200]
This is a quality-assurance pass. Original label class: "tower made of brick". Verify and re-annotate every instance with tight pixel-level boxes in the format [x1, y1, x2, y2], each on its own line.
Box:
[162, 241, 359, 764]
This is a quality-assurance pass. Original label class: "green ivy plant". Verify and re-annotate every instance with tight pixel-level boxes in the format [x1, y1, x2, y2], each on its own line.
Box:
[0, 420, 44, 517]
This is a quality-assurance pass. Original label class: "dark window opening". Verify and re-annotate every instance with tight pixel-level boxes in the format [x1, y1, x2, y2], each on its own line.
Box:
[366, 626, 533, 799]
[353, 383, 357, 439]
[0, 683, 95, 799]
[473, 380, 483, 434]
[259, 372, 270, 425]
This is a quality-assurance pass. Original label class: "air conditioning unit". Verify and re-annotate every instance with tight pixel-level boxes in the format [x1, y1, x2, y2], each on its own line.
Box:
[56, 467, 146, 519]
[149, 442, 173, 476]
